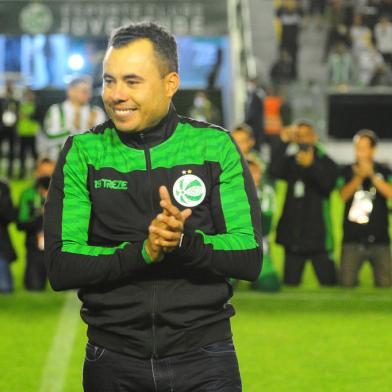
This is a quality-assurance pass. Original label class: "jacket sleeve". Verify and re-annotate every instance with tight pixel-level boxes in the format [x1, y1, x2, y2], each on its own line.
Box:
[44, 136, 149, 291]
[302, 152, 339, 196]
[17, 190, 43, 233]
[172, 133, 263, 281]
[269, 136, 291, 180]
[0, 182, 17, 225]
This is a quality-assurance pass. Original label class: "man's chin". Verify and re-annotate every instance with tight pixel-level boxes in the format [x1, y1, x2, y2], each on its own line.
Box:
[113, 120, 140, 133]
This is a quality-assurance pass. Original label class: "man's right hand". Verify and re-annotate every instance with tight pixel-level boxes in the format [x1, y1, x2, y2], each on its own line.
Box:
[281, 125, 297, 143]
[353, 161, 373, 180]
[144, 186, 192, 262]
[145, 217, 166, 262]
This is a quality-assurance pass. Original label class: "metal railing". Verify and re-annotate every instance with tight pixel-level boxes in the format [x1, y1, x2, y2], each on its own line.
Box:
[227, 0, 257, 127]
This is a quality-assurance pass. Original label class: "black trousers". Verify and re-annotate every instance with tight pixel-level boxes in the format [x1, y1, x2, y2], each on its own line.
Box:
[24, 249, 47, 291]
[283, 249, 337, 286]
[19, 136, 38, 178]
[83, 337, 242, 392]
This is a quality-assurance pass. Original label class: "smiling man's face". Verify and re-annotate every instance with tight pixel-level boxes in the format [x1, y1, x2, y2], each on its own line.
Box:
[102, 38, 179, 132]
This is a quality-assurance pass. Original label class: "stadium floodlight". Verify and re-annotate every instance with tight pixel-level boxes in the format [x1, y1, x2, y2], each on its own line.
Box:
[68, 54, 84, 71]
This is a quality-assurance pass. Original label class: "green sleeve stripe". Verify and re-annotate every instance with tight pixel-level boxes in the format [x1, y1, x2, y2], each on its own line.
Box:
[322, 199, 334, 252]
[61, 138, 129, 256]
[141, 240, 153, 264]
[336, 176, 345, 189]
[388, 175, 392, 184]
[197, 135, 258, 251]
[18, 189, 33, 222]
[196, 230, 257, 251]
[62, 241, 129, 256]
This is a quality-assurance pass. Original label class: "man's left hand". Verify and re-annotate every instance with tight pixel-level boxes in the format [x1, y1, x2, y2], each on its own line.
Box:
[149, 186, 192, 252]
[357, 160, 374, 178]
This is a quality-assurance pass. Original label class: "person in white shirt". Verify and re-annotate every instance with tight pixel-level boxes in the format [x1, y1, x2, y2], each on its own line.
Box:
[374, 16, 392, 69]
[41, 76, 106, 160]
[350, 14, 372, 58]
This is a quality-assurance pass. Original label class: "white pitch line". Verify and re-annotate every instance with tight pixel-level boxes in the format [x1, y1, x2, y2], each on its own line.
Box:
[38, 291, 80, 392]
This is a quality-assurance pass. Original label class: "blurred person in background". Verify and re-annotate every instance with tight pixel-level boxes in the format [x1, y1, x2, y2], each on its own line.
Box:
[231, 126, 280, 292]
[188, 91, 220, 124]
[327, 42, 355, 87]
[270, 120, 338, 286]
[374, 15, 392, 69]
[247, 156, 280, 292]
[337, 129, 392, 288]
[42, 75, 106, 161]
[244, 77, 266, 151]
[17, 88, 40, 179]
[270, 49, 295, 87]
[350, 13, 372, 58]
[231, 123, 257, 159]
[17, 158, 55, 291]
[263, 85, 292, 138]
[276, 0, 304, 79]
[324, 0, 350, 61]
[0, 81, 19, 178]
[0, 178, 17, 293]
[306, 0, 327, 28]
[356, 41, 390, 86]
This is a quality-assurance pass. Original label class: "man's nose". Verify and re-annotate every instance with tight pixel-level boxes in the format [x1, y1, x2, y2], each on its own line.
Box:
[110, 83, 128, 102]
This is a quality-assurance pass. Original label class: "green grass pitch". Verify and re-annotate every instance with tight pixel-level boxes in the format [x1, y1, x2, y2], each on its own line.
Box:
[1, 180, 391, 392]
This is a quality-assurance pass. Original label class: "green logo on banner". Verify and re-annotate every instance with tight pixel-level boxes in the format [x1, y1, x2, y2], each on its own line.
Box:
[20, 3, 54, 35]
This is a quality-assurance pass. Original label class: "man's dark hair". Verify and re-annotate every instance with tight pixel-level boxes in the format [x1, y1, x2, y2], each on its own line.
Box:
[354, 129, 378, 147]
[108, 22, 178, 76]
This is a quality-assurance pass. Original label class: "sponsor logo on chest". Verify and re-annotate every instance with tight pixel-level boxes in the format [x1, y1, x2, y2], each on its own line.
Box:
[94, 178, 128, 191]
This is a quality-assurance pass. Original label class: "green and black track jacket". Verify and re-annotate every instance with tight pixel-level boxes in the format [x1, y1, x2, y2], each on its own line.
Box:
[44, 105, 262, 359]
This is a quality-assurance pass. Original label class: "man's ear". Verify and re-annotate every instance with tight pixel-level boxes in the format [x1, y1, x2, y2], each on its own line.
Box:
[165, 72, 180, 98]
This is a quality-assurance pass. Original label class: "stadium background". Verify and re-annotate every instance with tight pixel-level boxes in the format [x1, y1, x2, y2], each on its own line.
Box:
[1, 0, 392, 391]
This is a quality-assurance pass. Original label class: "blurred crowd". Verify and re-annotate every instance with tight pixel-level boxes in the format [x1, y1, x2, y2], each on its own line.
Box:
[232, 122, 392, 290]
[0, 75, 391, 294]
[0, 76, 105, 293]
[0, 3, 391, 294]
[273, 0, 392, 87]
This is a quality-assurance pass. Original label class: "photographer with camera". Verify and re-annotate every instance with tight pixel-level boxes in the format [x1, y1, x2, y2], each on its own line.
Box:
[337, 129, 392, 287]
[270, 120, 338, 286]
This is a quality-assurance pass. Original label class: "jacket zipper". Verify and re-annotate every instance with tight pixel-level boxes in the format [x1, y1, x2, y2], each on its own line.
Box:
[140, 133, 158, 359]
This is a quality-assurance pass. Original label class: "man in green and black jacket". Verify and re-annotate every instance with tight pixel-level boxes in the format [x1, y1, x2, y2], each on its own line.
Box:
[44, 22, 262, 392]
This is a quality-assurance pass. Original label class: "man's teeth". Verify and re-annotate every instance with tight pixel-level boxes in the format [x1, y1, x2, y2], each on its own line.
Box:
[114, 108, 136, 113]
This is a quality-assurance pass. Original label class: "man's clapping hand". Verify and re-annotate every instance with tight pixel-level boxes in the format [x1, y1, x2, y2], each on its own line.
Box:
[145, 186, 192, 262]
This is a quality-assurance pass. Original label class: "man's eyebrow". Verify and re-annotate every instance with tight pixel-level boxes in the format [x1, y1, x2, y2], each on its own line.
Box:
[102, 73, 144, 81]
[123, 74, 145, 81]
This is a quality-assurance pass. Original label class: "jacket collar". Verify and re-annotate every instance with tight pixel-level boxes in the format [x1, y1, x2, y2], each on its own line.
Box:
[114, 103, 178, 149]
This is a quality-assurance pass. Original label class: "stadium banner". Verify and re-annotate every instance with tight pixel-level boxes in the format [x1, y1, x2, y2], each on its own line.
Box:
[0, 0, 228, 37]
